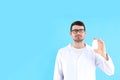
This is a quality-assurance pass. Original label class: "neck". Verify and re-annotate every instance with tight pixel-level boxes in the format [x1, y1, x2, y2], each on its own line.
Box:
[72, 41, 85, 49]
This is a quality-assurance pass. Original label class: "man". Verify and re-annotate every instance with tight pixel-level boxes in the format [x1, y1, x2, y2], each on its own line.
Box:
[53, 21, 114, 80]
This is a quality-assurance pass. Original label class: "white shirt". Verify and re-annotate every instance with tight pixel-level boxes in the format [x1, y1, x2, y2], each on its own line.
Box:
[53, 43, 114, 80]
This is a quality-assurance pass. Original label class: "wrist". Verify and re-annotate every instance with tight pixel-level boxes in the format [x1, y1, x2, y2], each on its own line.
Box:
[103, 53, 109, 61]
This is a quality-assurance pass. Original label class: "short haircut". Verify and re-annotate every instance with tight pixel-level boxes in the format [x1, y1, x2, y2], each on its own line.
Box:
[70, 21, 86, 32]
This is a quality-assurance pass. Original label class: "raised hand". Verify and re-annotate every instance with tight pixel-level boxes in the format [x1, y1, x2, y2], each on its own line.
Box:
[92, 38, 109, 60]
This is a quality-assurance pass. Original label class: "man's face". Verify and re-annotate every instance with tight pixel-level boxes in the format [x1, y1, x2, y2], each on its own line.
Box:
[70, 25, 86, 42]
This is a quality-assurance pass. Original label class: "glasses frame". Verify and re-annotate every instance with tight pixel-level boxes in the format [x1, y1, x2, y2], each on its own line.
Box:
[71, 29, 85, 34]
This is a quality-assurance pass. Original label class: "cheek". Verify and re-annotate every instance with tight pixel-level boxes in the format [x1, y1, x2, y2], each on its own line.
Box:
[82, 32, 86, 36]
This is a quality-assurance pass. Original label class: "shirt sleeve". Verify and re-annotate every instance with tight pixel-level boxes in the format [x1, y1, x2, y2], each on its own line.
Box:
[95, 53, 115, 76]
[53, 50, 64, 80]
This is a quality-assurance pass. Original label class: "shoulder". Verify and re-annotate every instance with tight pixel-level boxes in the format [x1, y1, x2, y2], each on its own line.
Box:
[57, 44, 71, 56]
[58, 44, 71, 52]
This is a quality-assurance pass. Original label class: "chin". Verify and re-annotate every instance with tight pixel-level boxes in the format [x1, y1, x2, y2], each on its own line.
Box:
[74, 39, 83, 42]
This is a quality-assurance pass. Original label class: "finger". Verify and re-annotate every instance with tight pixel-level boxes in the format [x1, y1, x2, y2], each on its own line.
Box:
[98, 39, 106, 53]
[98, 39, 104, 47]
[97, 40, 102, 50]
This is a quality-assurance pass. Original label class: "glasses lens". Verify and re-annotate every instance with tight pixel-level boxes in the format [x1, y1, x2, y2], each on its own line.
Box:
[72, 29, 84, 33]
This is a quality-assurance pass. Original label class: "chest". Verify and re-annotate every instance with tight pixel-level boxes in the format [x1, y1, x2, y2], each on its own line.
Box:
[61, 50, 96, 70]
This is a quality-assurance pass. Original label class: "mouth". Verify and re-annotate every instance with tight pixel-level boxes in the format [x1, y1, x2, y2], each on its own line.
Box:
[75, 35, 82, 37]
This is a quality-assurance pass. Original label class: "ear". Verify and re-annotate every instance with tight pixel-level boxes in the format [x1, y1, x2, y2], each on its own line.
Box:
[84, 32, 86, 35]
[70, 32, 72, 36]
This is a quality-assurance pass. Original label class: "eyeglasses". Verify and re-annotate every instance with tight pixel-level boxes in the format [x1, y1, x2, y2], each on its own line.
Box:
[71, 29, 85, 34]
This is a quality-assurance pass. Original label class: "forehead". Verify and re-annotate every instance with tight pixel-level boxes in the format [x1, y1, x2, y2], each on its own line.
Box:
[72, 25, 84, 30]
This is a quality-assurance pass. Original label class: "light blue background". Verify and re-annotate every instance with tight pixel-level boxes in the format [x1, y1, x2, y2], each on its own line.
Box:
[0, 0, 119, 80]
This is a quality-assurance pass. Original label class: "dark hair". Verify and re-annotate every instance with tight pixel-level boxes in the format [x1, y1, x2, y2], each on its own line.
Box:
[70, 21, 86, 32]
